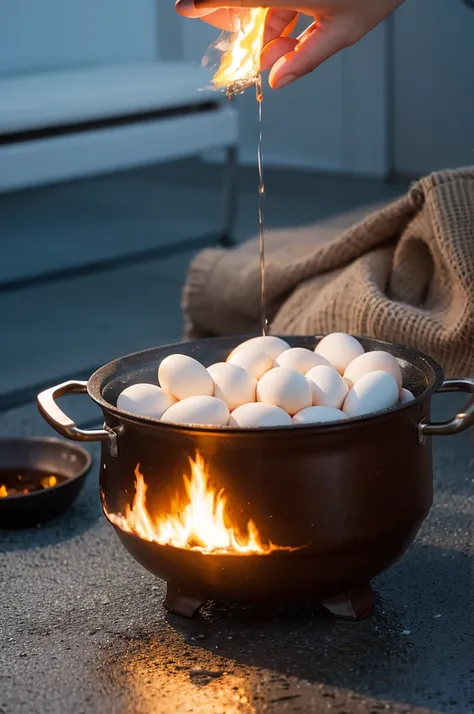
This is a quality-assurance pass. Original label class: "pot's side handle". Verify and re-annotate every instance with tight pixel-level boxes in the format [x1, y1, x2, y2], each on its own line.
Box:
[37, 381, 118, 456]
[419, 378, 474, 444]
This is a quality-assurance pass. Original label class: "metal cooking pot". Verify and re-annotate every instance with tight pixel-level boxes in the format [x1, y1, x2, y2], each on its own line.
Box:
[37, 336, 474, 620]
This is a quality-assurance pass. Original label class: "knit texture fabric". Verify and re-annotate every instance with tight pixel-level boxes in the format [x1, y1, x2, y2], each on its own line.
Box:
[183, 168, 474, 377]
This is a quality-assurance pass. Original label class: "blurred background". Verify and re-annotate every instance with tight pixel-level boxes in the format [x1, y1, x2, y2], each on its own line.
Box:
[0, 0, 473, 421]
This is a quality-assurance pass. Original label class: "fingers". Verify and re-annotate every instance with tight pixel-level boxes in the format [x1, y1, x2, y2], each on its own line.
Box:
[175, 1, 240, 29]
[200, 8, 297, 35]
[198, 9, 241, 29]
[175, 0, 215, 17]
[175, 2, 298, 36]
[269, 20, 350, 88]
[176, 0, 306, 11]
[261, 37, 298, 72]
[263, 9, 299, 45]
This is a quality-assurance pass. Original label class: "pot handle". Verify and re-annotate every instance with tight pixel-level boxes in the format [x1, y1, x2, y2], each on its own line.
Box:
[418, 378, 474, 444]
[37, 381, 118, 456]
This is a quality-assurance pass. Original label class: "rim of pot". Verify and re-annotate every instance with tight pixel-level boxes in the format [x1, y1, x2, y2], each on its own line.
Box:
[86, 335, 444, 436]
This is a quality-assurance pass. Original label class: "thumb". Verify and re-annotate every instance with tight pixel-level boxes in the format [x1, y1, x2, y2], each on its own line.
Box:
[269, 21, 353, 89]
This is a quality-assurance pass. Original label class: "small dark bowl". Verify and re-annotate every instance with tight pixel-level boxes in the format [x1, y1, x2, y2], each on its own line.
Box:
[0, 437, 93, 529]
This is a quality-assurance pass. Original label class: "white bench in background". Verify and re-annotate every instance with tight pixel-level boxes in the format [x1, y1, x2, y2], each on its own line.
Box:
[0, 62, 239, 244]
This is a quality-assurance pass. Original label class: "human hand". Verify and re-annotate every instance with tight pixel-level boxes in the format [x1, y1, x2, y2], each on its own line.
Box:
[175, 0, 404, 89]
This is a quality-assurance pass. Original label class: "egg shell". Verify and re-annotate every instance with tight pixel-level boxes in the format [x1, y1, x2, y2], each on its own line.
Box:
[305, 365, 349, 409]
[274, 347, 331, 375]
[228, 336, 290, 362]
[399, 387, 415, 404]
[315, 333, 365, 374]
[117, 383, 176, 419]
[229, 403, 292, 428]
[207, 362, 257, 411]
[293, 406, 347, 425]
[227, 348, 273, 380]
[161, 395, 229, 427]
[256, 367, 312, 416]
[343, 350, 403, 389]
[343, 370, 399, 418]
[158, 354, 214, 400]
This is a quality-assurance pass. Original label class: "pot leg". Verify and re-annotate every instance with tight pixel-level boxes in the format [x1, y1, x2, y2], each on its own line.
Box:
[321, 583, 375, 621]
[163, 583, 207, 618]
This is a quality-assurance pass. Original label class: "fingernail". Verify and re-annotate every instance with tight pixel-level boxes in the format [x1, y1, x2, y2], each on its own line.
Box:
[193, 0, 215, 9]
[274, 74, 297, 90]
[175, 0, 211, 17]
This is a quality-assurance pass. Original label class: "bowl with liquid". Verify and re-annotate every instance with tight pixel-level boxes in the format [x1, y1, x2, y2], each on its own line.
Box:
[0, 437, 93, 529]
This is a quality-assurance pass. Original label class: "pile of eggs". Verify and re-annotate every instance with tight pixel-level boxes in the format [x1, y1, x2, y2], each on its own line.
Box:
[117, 334, 415, 428]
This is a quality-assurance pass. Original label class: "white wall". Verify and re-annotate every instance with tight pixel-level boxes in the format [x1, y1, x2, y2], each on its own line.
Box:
[181, 16, 390, 177]
[156, 3, 183, 61]
[394, 0, 474, 175]
[0, 0, 157, 75]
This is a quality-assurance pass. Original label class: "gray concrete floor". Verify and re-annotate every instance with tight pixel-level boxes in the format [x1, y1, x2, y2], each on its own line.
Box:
[0, 159, 403, 285]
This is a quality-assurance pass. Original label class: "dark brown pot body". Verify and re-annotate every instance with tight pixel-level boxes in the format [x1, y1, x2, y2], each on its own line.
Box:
[93, 336, 438, 604]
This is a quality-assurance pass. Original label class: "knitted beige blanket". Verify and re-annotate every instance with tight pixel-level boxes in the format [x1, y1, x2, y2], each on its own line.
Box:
[183, 168, 474, 377]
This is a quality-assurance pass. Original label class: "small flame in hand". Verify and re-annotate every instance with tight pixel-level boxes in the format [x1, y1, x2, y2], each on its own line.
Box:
[212, 8, 268, 96]
[105, 453, 298, 556]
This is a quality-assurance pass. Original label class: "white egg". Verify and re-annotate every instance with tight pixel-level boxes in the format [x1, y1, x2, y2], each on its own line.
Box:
[117, 383, 176, 419]
[228, 348, 273, 380]
[343, 370, 399, 418]
[256, 367, 312, 416]
[229, 403, 292, 428]
[315, 333, 365, 374]
[161, 395, 229, 426]
[305, 365, 349, 409]
[207, 362, 257, 411]
[292, 406, 347, 425]
[399, 387, 415, 404]
[228, 336, 290, 362]
[158, 354, 214, 400]
[343, 351, 403, 389]
[274, 347, 331, 375]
